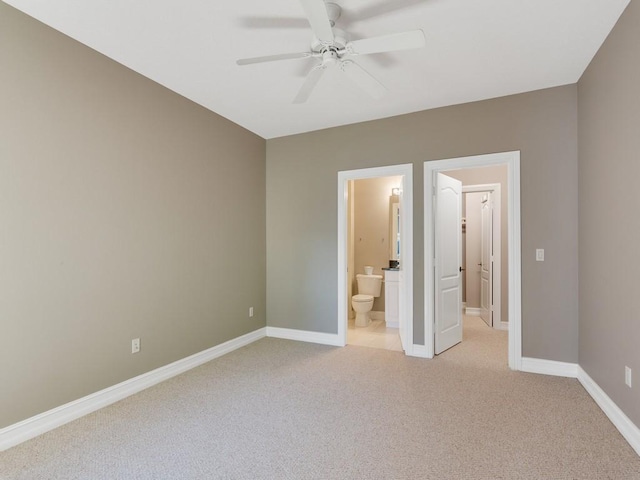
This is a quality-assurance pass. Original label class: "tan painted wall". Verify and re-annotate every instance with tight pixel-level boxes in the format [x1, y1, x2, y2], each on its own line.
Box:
[352, 176, 402, 311]
[267, 84, 578, 362]
[0, 3, 266, 428]
[578, 0, 640, 426]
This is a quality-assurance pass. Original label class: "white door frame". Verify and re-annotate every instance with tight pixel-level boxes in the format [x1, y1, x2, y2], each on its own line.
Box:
[337, 164, 414, 354]
[424, 152, 522, 370]
[462, 183, 502, 329]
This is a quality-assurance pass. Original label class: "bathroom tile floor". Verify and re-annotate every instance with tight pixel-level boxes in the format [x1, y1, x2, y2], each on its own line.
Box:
[347, 318, 403, 352]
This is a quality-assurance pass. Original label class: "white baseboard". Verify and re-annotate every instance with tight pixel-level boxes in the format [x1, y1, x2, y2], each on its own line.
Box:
[266, 327, 342, 347]
[465, 307, 481, 316]
[0, 327, 266, 452]
[407, 344, 432, 358]
[520, 357, 579, 378]
[494, 321, 509, 331]
[385, 321, 399, 328]
[578, 367, 640, 456]
[520, 358, 640, 456]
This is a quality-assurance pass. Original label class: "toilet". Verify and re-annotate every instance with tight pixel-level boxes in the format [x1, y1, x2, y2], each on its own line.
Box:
[352, 270, 383, 327]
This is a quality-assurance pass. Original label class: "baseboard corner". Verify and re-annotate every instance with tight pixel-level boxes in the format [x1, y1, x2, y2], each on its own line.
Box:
[266, 326, 342, 347]
[577, 366, 640, 457]
[520, 357, 578, 378]
[407, 344, 432, 358]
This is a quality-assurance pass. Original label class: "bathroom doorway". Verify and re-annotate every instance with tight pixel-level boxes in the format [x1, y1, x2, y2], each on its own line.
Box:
[337, 164, 414, 355]
[347, 175, 403, 351]
[424, 152, 522, 369]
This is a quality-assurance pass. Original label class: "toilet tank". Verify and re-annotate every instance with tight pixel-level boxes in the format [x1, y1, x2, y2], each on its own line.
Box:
[356, 274, 383, 297]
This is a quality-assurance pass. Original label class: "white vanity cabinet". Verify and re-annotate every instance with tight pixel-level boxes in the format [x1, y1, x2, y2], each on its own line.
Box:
[384, 269, 400, 328]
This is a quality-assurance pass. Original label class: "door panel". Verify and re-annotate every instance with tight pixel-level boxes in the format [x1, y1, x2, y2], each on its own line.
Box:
[435, 173, 462, 354]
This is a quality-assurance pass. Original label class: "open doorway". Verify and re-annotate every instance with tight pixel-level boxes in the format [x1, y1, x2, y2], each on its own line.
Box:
[337, 164, 414, 355]
[347, 176, 402, 351]
[424, 152, 522, 369]
[446, 170, 505, 331]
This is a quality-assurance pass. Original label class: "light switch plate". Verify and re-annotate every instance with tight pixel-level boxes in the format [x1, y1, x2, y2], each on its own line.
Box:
[536, 249, 544, 262]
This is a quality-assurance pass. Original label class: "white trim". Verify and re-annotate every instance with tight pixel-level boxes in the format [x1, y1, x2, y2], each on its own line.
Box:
[407, 344, 430, 358]
[0, 328, 266, 452]
[462, 184, 501, 194]
[266, 327, 342, 346]
[520, 357, 578, 378]
[578, 367, 640, 457]
[465, 307, 481, 316]
[424, 151, 522, 369]
[338, 164, 414, 353]
[495, 321, 509, 331]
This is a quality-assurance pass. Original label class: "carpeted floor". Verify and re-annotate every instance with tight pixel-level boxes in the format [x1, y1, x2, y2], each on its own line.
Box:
[2, 317, 640, 479]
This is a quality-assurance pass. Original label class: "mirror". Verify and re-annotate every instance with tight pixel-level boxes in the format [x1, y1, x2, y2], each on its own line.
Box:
[390, 201, 400, 261]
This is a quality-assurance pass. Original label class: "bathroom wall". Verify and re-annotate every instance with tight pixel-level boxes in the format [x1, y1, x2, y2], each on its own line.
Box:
[444, 165, 509, 324]
[0, 3, 266, 428]
[352, 176, 402, 312]
[347, 180, 355, 318]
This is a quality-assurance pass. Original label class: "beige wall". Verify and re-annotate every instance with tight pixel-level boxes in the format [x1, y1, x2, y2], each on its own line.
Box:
[445, 165, 509, 323]
[578, 0, 640, 426]
[267, 84, 578, 361]
[353, 176, 402, 311]
[0, 3, 266, 428]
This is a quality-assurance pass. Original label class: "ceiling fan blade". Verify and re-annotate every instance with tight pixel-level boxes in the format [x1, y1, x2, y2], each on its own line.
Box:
[339, 60, 387, 99]
[237, 16, 310, 29]
[293, 64, 326, 103]
[299, 0, 335, 44]
[236, 52, 313, 66]
[347, 30, 426, 55]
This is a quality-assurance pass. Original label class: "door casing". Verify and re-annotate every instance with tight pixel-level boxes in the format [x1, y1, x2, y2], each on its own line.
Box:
[424, 152, 522, 370]
[337, 164, 415, 355]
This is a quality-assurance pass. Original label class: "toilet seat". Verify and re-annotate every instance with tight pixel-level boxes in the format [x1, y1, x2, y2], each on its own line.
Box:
[352, 294, 373, 303]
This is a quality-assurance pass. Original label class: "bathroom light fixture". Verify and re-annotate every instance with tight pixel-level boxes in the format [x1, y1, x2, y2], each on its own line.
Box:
[392, 188, 401, 196]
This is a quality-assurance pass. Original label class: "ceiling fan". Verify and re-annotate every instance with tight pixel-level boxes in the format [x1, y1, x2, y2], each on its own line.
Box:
[236, 0, 426, 103]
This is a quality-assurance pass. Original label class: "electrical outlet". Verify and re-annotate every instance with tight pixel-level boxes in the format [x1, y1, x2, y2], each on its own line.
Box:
[131, 338, 141, 354]
[249, 307, 254, 318]
[625, 366, 632, 388]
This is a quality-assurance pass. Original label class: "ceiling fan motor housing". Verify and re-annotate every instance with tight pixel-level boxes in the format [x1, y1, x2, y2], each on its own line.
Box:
[311, 28, 348, 53]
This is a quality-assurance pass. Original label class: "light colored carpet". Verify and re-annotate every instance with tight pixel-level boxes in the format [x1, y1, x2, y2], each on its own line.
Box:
[2, 317, 640, 479]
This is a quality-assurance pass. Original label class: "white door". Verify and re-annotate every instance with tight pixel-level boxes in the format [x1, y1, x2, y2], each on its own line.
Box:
[435, 173, 462, 354]
[480, 193, 493, 326]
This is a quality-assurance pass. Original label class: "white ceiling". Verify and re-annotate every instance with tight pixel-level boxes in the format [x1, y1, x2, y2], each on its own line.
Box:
[4, 0, 630, 139]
